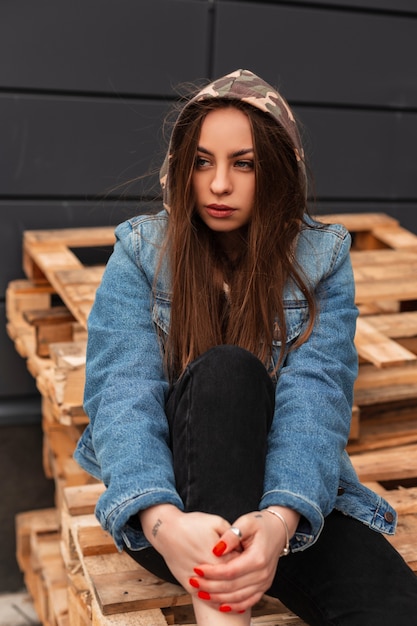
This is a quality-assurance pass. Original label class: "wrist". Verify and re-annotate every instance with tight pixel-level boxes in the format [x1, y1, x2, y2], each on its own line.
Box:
[263, 506, 300, 556]
[264, 506, 299, 537]
[140, 504, 183, 545]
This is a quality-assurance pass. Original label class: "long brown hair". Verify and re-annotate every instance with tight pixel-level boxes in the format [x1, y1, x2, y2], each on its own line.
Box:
[160, 98, 316, 381]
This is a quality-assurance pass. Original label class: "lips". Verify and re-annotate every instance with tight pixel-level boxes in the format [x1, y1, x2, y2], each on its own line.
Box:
[205, 204, 236, 218]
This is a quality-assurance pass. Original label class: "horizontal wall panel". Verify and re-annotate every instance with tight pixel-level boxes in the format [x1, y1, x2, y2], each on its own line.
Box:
[273, 0, 417, 13]
[298, 106, 417, 200]
[214, 2, 417, 107]
[1, 94, 416, 214]
[0, 0, 208, 96]
[0, 94, 172, 197]
[0, 200, 160, 292]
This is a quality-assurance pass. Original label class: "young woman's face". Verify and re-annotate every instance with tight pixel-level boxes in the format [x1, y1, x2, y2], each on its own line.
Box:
[192, 107, 255, 234]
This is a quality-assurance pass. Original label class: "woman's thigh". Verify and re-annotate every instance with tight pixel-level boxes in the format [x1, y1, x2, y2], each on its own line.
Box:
[270, 510, 417, 626]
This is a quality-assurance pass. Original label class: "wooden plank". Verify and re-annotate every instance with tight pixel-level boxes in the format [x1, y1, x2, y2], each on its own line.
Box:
[78, 526, 118, 557]
[24, 307, 76, 327]
[350, 443, 417, 482]
[24, 306, 76, 357]
[23, 243, 84, 284]
[53, 266, 105, 327]
[41, 558, 69, 626]
[355, 363, 417, 390]
[91, 597, 168, 626]
[49, 341, 86, 406]
[354, 363, 417, 411]
[67, 577, 92, 626]
[354, 280, 409, 305]
[374, 486, 417, 515]
[91, 569, 189, 615]
[350, 249, 417, 268]
[352, 257, 417, 282]
[347, 404, 417, 454]
[372, 226, 417, 251]
[15, 508, 59, 573]
[64, 484, 106, 516]
[24, 226, 115, 248]
[355, 317, 417, 367]
[355, 383, 417, 407]
[355, 277, 417, 304]
[361, 311, 417, 339]
[316, 212, 398, 231]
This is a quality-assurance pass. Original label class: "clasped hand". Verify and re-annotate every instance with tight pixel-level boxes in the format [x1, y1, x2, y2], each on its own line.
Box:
[141, 504, 290, 613]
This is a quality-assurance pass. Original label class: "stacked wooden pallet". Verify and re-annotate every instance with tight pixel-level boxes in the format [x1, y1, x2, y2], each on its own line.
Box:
[6, 213, 417, 625]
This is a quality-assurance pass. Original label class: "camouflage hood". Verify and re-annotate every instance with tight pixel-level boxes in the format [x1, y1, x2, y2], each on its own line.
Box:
[160, 69, 306, 209]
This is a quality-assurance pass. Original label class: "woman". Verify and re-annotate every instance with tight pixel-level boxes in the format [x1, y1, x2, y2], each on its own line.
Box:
[74, 69, 417, 625]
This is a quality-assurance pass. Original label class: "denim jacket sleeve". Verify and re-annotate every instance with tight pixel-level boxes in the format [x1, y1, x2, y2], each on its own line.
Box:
[259, 222, 360, 551]
[74, 216, 183, 551]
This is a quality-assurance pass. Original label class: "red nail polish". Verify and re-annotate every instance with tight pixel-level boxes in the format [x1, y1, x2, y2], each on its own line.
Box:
[219, 605, 232, 612]
[198, 590, 211, 600]
[189, 577, 200, 588]
[238, 610, 246, 613]
[194, 567, 205, 577]
[213, 540, 227, 556]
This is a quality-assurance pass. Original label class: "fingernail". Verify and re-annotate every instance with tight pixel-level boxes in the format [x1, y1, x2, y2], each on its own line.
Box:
[194, 567, 205, 577]
[189, 577, 200, 588]
[219, 605, 232, 612]
[198, 590, 211, 600]
[213, 540, 227, 556]
[238, 610, 246, 613]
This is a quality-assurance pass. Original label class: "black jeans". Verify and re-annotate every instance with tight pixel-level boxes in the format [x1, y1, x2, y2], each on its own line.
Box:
[126, 345, 417, 625]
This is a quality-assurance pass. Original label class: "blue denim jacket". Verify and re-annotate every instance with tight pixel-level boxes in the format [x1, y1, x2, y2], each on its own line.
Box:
[74, 210, 397, 552]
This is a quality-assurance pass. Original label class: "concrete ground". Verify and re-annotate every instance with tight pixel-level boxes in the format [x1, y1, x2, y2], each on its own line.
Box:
[0, 591, 41, 626]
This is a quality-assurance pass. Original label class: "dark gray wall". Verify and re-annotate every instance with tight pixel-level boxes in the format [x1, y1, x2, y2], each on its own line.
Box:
[1, 0, 417, 405]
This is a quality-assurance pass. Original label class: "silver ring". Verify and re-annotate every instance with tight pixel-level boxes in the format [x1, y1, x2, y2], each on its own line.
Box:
[230, 526, 242, 539]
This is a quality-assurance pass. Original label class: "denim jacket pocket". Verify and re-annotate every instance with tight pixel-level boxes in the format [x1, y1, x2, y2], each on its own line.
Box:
[152, 291, 171, 337]
[271, 300, 309, 371]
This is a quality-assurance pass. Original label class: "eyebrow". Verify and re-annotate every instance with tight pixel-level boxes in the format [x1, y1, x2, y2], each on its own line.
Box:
[197, 146, 254, 158]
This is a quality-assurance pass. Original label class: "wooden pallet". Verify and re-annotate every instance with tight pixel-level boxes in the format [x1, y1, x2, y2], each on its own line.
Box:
[8, 213, 417, 625]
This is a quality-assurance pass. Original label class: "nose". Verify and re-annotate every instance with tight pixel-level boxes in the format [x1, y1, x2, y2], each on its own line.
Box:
[210, 165, 232, 195]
